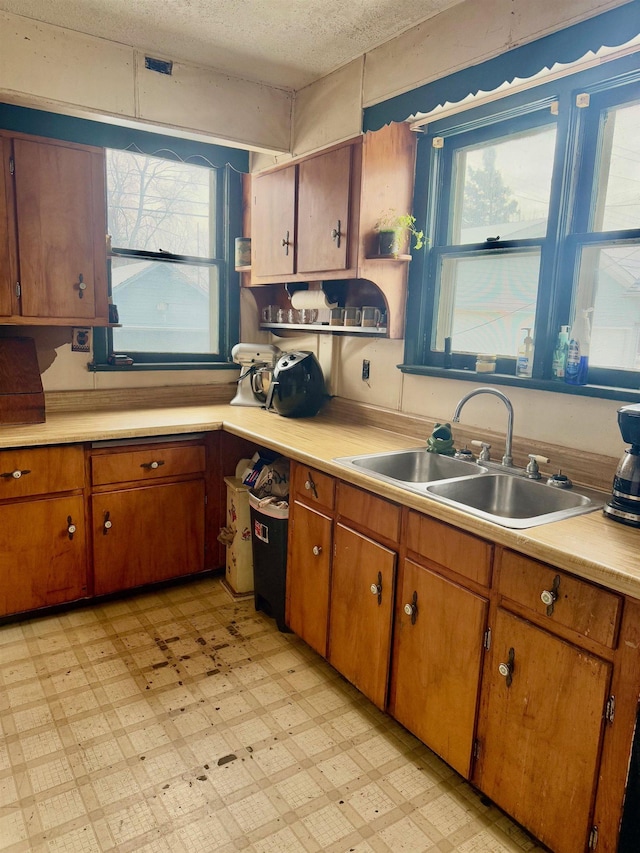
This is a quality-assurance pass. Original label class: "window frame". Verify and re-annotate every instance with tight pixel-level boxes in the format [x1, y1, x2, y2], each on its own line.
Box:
[403, 52, 640, 397]
[92, 158, 242, 370]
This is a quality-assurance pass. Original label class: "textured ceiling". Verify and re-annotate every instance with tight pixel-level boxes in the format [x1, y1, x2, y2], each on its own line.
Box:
[0, 0, 465, 90]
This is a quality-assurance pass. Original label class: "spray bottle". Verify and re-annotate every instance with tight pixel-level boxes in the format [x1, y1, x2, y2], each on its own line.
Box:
[565, 309, 592, 386]
[516, 328, 534, 378]
[551, 325, 570, 381]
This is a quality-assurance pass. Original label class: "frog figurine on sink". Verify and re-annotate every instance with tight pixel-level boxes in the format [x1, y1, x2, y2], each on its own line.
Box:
[426, 422, 455, 456]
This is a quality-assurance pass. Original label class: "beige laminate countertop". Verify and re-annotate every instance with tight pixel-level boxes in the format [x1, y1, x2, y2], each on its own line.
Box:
[1, 403, 639, 600]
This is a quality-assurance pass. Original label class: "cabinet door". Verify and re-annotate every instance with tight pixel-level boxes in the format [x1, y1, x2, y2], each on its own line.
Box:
[286, 500, 332, 657]
[476, 608, 611, 853]
[328, 523, 396, 709]
[389, 558, 488, 777]
[0, 495, 87, 616]
[297, 146, 351, 274]
[92, 479, 205, 595]
[13, 138, 107, 320]
[0, 137, 16, 316]
[252, 166, 296, 277]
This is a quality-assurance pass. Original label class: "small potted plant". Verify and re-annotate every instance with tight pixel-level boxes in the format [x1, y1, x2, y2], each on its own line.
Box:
[375, 210, 424, 257]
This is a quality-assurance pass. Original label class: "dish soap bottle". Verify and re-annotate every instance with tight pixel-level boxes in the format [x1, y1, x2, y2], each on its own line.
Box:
[551, 325, 570, 380]
[565, 309, 592, 386]
[516, 328, 534, 378]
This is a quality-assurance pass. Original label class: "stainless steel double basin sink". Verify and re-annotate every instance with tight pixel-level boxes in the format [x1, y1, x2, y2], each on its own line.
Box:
[334, 448, 604, 529]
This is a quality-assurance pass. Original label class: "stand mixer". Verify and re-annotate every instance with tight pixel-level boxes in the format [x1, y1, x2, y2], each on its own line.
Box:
[603, 403, 640, 528]
[230, 343, 282, 407]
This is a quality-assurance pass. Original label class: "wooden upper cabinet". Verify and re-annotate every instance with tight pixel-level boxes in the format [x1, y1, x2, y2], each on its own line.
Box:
[10, 135, 108, 323]
[0, 137, 17, 317]
[252, 166, 296, 278]
[297, 146, 352, 274]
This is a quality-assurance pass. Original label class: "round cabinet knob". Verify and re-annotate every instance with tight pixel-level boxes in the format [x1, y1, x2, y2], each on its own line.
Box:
[312, 545, 322, 556]
[67, 524, 77, 535]
[541, 589, 557, 607]
[79, 281, 87, 291]
[498, 662, 512, 678]
[370, 583, 379, 595]
[404, 603, 415, 617]
[305, 480, 312, 491]
[150, 461, 159, 469]
[104, 520, 112, 530]
[11, 470, 22, 479]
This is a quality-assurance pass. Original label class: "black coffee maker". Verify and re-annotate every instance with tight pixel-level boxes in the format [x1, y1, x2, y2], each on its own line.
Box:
[604, 403, 640, 527]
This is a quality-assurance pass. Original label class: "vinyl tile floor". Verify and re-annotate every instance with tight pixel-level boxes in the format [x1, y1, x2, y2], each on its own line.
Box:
[0, 576, 548, 853]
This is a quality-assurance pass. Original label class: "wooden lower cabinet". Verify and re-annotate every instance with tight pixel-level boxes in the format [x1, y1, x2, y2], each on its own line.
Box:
[328, 523, 396, 709]
[389, 558, 488, 778]
[0, 494, 87, 615]
[286, 499, 333, 656]
[475, 607, 612, 853]
[92, 480, 205, 595]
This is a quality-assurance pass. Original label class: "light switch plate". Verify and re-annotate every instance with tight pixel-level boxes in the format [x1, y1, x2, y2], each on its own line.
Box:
[71, 327, 91, 353]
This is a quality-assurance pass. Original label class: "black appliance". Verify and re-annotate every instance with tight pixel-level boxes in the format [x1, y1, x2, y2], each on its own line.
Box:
[265, 351, 325, 418]
[603, 403, 640, 527]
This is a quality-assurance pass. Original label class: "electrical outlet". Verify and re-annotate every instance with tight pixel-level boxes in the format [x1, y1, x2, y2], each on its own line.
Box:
[362, 359, 370, 381]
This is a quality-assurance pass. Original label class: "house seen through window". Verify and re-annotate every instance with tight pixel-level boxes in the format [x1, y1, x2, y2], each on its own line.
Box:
[105, 148, 230, 363]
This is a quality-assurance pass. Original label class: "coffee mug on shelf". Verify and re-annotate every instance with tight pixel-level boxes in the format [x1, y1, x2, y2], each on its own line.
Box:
[361, 306, 381, 327]
[261, 305, 278, 323]
[299, 308, 318, 324]
[330, 307, 345, 326]
[344, 307, 362, 326]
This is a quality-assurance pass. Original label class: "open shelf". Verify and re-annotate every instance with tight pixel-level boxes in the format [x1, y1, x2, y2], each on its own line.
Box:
[260, 322, 387, 336]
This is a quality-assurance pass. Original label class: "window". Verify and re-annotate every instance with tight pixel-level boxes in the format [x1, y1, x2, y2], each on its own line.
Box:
[406, 54, 640, 392]
[100, 148, 240, 366]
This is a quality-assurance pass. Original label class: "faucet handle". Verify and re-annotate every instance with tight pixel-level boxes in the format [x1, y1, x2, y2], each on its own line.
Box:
[471, 440, 491, 461]
[526, 453, 550, 479]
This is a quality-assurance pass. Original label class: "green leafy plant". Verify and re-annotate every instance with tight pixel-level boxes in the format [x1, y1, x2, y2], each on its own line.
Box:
[375, 210, 425, 252]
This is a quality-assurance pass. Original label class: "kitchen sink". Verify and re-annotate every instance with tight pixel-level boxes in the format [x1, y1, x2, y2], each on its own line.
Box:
[334, 448, 605, 528]
[334, 447, 487, 485]
[425, 473, 605, 529]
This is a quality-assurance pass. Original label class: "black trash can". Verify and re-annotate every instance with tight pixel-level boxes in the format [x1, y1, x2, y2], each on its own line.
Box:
[249, 493, 290, 632]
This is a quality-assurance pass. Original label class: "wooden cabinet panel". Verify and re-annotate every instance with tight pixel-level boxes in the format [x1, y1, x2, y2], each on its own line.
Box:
[389, 558, 488, 778]
[329, 523, 396, 709]
[91, 444, 205, 486]
[13, 137, 107, 321]
[0, 494, 87, 615]
[0, 445, 84, 499]
[476, 608, 611, 853]
[0, 137, 16, 317]
[291, 462, 335, 512]
[286, 500, 332, 656]
[297, 146, 351, 274]
[252, 166, 296, 278]
[92, 480, 205, 595]
[406, 511, 493, 587]
[497, 548, 621, 648]
[336, 482, 400, 543]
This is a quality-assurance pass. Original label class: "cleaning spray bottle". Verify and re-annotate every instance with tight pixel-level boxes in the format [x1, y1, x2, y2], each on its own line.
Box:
[565, 309, 592, 386]
[516, 328, 534, 378]
[551, 325, 570, 381]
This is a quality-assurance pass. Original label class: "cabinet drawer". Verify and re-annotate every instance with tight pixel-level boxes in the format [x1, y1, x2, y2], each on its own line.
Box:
[336, 481, 400, 544]
[291, 462, 335, 511]
[0, 445, 84, 499]
[406, 511, 493, 587]
[91, 443, 205, 486]
[497, 549, 622, 649]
